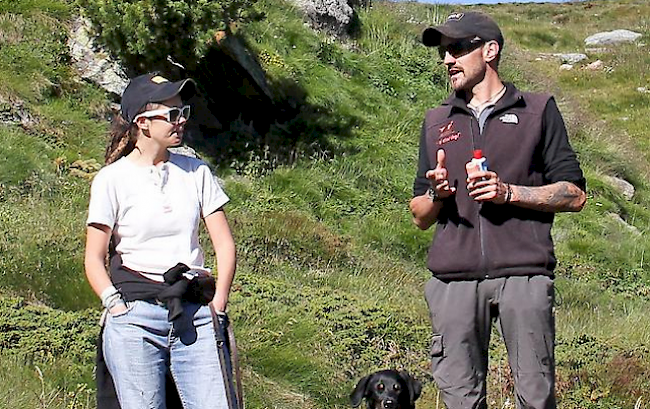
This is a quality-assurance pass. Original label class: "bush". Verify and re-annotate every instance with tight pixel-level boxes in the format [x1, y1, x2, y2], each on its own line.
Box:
[78, 0, 262, 72]
[0, 296, 99, 365]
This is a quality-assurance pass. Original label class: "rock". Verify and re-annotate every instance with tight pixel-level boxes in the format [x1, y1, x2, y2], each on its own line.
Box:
[169, 145, 199, 158]
[168, 146, 225, 187]
[584, 60, 604, 70]
[585, 29, 642, 46]
[607, 212, 640, 236]
[560, 64, 574, 71]
[67, 16, 128, 97]
[0, 94, 36, 128]
[348, 0, 370, 7]
[604, 175, 635, 201]
[554, 53, 588, 64]
[585, 47, 608, 54]
[213, 32, 274, 101]
[289, 0, 355, 37]
[535, 52, 553, 61]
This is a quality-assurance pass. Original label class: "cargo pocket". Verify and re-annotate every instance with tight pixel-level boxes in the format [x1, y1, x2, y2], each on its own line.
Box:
[430, 334, 444, 357]
[430, 333, 451, 390]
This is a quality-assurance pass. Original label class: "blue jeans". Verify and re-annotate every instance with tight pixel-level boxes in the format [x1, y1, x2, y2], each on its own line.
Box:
[103, 301, 228, 409]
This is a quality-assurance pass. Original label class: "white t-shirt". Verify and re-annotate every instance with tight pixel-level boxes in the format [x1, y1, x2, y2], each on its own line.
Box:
[87, 153, 229, 281]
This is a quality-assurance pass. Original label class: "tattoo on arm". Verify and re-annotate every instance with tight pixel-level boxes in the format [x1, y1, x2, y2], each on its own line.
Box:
[512, 181, 586, 212]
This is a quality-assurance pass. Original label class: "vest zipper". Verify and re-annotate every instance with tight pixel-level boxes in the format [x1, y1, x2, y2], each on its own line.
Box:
[469, 115, 489, 277]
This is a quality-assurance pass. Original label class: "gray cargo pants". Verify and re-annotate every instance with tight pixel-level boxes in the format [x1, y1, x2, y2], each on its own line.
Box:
[424, 275, 555, 409]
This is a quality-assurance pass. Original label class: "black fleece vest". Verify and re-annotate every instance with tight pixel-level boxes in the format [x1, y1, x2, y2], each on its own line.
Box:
[424, 87, 557, 280]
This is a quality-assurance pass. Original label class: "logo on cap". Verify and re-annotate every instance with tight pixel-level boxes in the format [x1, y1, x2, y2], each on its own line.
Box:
[447, 13, 464, 21]
[151, 75, 170, 84]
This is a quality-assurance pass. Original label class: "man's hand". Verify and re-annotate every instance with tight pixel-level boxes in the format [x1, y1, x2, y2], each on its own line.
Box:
[426, 149, 456, 200]
[466, 165, 508, 204]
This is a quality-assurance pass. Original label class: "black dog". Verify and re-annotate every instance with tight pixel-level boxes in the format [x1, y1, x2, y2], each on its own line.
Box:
[351, 369, 422, 409]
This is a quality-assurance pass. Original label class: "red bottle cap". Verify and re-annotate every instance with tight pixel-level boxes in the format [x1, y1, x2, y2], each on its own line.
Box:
[473, 149, 483, 159]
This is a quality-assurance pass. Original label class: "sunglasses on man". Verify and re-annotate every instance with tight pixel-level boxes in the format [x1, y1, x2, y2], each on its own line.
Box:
[438, 38, 486, 60]
[134, 105, 191, 124]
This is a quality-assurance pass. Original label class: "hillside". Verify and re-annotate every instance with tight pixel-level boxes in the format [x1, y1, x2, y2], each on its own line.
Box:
[1, 0, 649, 408]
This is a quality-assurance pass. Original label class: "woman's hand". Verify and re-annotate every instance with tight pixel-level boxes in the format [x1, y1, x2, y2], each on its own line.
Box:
[210, 299, 227, 314]
[109, 301, 128, 316]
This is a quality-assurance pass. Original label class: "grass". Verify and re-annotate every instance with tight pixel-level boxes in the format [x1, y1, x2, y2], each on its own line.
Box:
[0, 354, 95, 409]
[1, 0, 650, 407]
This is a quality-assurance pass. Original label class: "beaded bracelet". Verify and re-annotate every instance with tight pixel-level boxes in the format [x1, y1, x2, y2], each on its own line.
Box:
[505, 183, 512, 204]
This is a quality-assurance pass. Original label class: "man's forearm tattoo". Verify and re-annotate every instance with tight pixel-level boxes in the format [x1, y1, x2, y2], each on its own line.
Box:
[513, 181, 586, 212]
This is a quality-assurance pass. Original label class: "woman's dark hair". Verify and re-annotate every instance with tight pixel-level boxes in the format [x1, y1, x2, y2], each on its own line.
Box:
[105, 115, 138, 165]
[104, 103, 155, 165]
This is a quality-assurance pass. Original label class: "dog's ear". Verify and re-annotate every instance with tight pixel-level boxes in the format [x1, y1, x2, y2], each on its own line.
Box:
[399, 371, 422, 405]
[350, 374, 372, 407]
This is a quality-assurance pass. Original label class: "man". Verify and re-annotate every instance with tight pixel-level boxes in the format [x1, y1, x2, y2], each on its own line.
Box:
[409, 11, 586, 409]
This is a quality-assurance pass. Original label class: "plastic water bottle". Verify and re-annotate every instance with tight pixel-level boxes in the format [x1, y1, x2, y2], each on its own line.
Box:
[465, 149, 489, 182]
[472, 149, 489, 172]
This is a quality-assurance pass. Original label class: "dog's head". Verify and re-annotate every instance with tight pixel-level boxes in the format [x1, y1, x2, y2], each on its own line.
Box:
[350, 369, 422, 409]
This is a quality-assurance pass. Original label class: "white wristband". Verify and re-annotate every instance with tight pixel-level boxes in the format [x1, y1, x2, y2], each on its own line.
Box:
[106, 296, 125, 311]
[100, 285, 119, 307]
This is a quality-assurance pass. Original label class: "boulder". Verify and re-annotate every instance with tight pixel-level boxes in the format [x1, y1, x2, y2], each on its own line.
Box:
[559, 64, 574, 71]
[168, 146, 225, 188]
[213, 32, 274, 101]
[584, 60, 604, 70]
[169, 146, 199, 159]
[585, 47, 608, 54]
[604, 175, 635, 201]
[289, 0, 355, 37]
[554, 53, 588, 64]
[607, 212, 640, 236]
[585, 29, 642, 46]
[0, 95, 35, 128]
[67, 16, 128, 97]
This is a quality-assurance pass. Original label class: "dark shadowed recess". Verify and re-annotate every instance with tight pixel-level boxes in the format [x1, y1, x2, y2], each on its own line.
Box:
[136, 36, 362, 174]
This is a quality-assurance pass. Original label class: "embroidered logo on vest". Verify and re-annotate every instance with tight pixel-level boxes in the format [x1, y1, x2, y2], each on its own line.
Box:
[437, 120, 461, 146]
[499, 113, 519, 124]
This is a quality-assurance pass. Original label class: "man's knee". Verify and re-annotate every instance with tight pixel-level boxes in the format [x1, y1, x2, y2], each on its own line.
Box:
[514, 371, 556, 409]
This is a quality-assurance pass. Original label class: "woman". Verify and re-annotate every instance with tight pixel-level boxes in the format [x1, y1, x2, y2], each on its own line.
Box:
[85, 73, 236, 409]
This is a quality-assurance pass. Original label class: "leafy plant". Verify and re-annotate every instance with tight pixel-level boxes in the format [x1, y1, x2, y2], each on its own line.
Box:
[78, 0, 263, 73]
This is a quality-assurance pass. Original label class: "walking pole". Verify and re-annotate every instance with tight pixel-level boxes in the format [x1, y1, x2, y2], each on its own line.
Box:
[227, 320, 244, 409]
[210, 304, 243, 409]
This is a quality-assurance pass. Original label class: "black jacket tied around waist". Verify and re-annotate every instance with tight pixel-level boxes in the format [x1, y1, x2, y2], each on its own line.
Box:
[109, 259, 216, 321]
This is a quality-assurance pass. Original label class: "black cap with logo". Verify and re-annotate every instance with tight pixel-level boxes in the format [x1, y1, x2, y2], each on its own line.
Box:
[422, 11, 504, 49]
[120, 73, 196, 123]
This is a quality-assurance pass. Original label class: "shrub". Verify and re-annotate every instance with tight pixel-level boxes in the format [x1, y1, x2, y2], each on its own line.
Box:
[0, 296, 99, 365]
[78, 0, 263, 72]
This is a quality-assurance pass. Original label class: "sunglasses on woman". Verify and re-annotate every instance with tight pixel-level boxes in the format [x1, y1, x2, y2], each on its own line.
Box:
[438, 38, 486, 60]
[134, 105, 191, 124]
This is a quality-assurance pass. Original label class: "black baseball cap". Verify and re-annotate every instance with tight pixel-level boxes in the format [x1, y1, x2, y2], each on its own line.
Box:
[120, 73, 196, 123]
[422, 11, 504, 49]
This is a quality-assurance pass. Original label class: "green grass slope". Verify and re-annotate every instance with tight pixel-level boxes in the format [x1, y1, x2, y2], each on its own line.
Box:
[1, 0, 650, 408]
